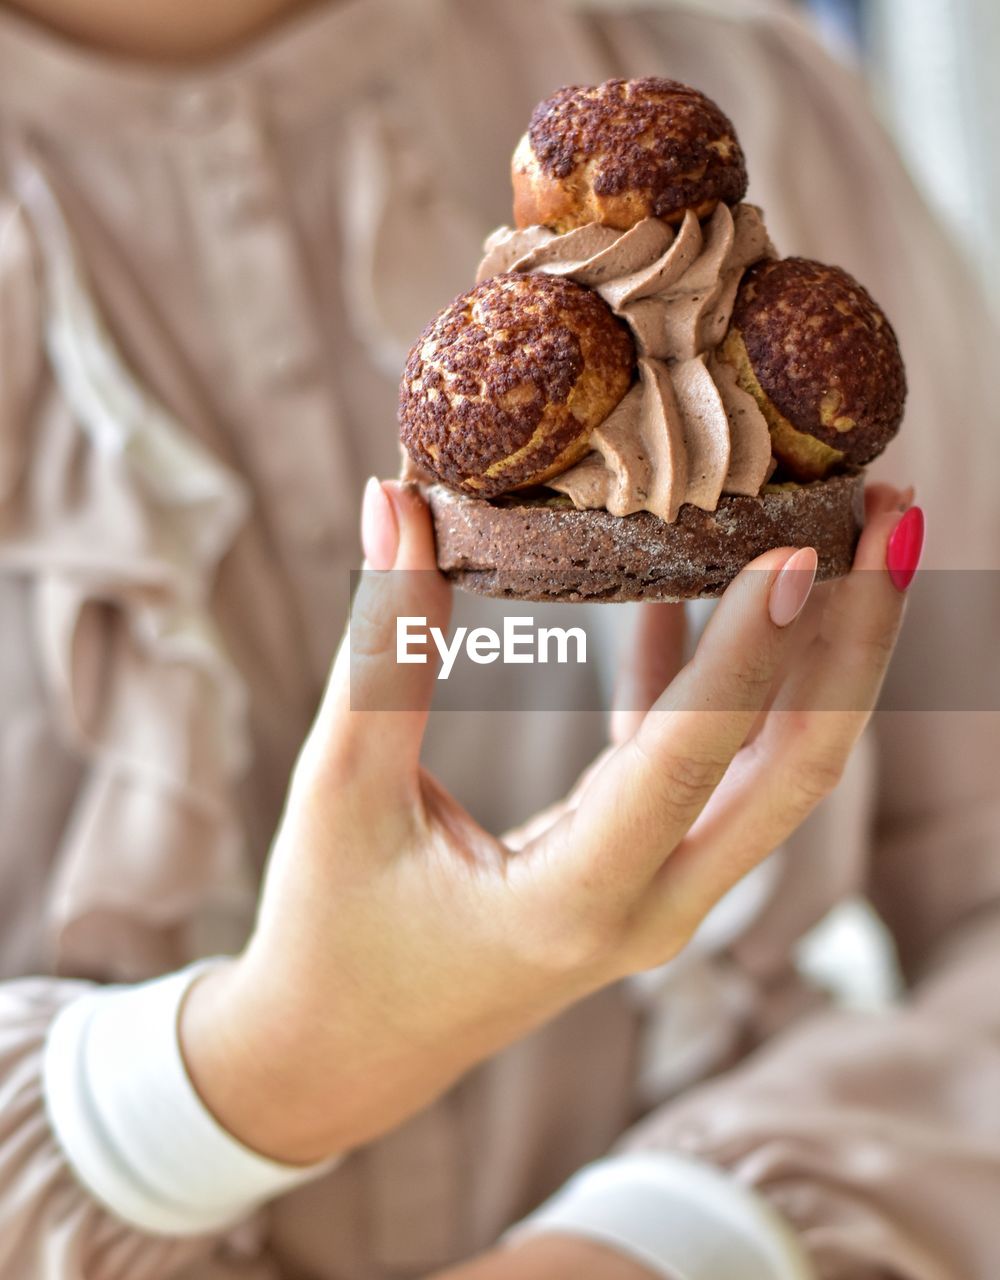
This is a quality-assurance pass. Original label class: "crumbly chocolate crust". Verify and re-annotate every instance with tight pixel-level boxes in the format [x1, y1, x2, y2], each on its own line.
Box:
[526, 78, 747, 224]
[399, 273, 634, 497]
[732, 258, 906, 465]
[425, 472, 864, 602]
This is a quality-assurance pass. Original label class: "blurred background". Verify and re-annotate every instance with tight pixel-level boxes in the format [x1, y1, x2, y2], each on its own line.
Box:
[789, 0, 1000, 1006]
[803, 0, 1000, 306]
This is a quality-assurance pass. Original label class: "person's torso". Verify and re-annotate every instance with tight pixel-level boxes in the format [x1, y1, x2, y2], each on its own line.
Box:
[0, 3, 878, 1274]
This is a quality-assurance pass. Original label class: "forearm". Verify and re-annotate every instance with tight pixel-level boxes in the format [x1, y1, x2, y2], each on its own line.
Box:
[613, 915, 1000, 1278]
[433, 1234, 663, 1280]
[477, 906, 1000, 1280]
[178, 948, 494, 1165]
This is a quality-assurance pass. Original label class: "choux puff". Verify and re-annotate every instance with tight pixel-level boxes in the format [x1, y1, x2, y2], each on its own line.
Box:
[512, 77, 747, 232]
[399, 272, 634, 498]
[718, 258, 906, 481]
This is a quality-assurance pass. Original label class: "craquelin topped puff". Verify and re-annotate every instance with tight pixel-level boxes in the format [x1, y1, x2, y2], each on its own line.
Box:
[399, 77, 907, 601]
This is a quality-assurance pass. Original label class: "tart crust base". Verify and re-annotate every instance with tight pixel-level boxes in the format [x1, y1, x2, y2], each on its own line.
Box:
[424, 471, 864, 602]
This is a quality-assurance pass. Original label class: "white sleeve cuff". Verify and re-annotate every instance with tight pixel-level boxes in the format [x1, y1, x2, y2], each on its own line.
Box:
[504, 1152, 816, 1280]
[43, 961, 338, 1237]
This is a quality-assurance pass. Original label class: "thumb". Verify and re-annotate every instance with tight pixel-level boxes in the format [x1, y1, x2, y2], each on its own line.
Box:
[307, 479, 452, 797]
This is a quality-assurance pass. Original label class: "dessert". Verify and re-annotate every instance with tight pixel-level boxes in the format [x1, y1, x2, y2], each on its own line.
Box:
[398, 77, 907, 601]
[400, 274, 634, 498]
[512, 78, 747, 231]
[720, 258, 907, 482]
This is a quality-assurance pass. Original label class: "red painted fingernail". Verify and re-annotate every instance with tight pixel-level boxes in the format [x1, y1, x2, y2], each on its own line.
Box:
[886, 505, 924, 591]
[361, 476, 399, 570]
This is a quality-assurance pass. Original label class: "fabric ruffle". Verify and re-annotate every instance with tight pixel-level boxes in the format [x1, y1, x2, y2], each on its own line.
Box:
[0, 197, 40, 508]
[0, 155, 255, 980]
[338, 90, 488, 377]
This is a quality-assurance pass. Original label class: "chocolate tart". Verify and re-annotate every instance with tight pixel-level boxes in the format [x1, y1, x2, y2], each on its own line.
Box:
[425, 471, 864, 603]
[398, 77, 905, 601]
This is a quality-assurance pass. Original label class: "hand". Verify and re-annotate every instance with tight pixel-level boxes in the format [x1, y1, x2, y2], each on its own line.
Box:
[429, 1235, 662, 1279]
[180, 478, 916, 1164]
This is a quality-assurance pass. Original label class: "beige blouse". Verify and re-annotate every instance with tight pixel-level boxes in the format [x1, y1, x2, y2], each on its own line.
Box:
[1, 1, 1000, 1277]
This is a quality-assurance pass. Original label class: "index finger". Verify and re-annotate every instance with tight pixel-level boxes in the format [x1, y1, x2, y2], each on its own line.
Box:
[624, 501, 920, 945]
[531, 544, 817, 905]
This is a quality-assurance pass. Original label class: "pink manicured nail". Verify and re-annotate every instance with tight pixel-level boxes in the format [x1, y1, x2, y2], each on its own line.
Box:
[886, 505, 924, 591]
[361, 477, 399, 570]
[769, 547, 818, 627]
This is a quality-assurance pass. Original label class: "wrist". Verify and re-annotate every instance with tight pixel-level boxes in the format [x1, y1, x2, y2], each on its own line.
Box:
[178, 950, 474, 1165]
[178, 955, 339, 1166]
[45, 964, 331, 1235]
[489, 1236, 663, 1280]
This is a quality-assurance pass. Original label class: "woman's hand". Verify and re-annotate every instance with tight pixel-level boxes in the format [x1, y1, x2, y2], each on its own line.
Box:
[430, 1235, 661, 1279]
[180, 478, 917, 1165]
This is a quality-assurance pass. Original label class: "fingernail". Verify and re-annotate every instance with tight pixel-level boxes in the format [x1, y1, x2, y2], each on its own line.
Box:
[361, 476, 399, 570]
[769, 546, 818, 627]
[886, 505, 924, 591]
[898, 485, 916, 512]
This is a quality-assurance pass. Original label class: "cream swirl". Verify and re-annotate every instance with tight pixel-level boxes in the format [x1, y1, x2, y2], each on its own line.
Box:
[476, 203, 776, 521]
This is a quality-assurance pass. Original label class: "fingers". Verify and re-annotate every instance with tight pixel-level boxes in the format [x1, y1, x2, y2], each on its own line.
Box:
[536, 545, 817, 905]
[610, 603, 687, 745]
[304, 479, 452, 798]
[629, 496, 923, 953]
[779, 496, 919, 716]
[864, 481, 909, 521]
[742, 483, 914, 745]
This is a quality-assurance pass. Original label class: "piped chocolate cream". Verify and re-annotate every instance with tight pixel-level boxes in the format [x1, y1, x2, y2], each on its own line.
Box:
[476, 203, 776, 521]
